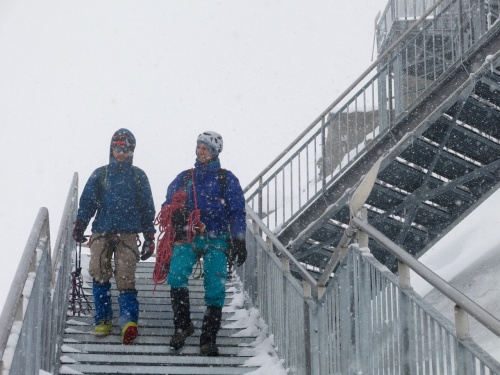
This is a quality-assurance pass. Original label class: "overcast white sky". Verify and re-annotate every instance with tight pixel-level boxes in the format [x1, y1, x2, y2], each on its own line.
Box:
[0, 0, 389, 308]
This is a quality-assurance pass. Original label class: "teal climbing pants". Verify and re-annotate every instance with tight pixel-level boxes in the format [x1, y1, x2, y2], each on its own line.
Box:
[167, 235, 228, 308]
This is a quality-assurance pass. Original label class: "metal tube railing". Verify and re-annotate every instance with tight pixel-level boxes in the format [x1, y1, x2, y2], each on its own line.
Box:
[0, 208, 51, 374]
[241, 214, 316, 374]
[0, 173, 79, 375]
[48, 172, 79, 374]
[352, 215, 500, 338]
[244, 0, 447, 196]
[377, 0, 438, 49]
[243, 204, 500, 373]
[245, 203, 317, 288]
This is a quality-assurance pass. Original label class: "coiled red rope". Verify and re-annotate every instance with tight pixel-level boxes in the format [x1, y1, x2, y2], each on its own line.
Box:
[152, 169, 203, 290]
[152, 190, 186, 289]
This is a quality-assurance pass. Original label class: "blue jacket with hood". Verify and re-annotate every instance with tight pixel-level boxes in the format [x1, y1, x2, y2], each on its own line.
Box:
[76, 129, 156, 235]
[163, 159, 246, 241]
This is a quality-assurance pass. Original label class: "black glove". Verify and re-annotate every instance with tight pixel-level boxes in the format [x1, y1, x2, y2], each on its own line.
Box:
[231, 238, 247, 267]
[72, 221, 88, 243]
[140, 233, 155, 261]
[172, 208, 189, 240]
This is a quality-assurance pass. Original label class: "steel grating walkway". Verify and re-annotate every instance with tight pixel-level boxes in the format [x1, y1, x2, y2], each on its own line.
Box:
[279, 45, 500, 274]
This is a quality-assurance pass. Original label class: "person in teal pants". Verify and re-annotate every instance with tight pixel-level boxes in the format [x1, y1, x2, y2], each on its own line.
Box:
[161, 131, 247, 356]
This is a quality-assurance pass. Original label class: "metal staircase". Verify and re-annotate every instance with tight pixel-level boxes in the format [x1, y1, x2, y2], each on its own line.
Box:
[285, 70, 500, 272]
[246, 0, 500, 275]
[60, 261, 259, 375]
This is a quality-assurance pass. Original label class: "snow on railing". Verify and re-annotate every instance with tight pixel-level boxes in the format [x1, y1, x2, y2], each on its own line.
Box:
[242, 193, 500, 373]
[0, 208, 52, 375]
[0, 173, 78, 375]
[49, 173, 79, 373]
[376, 0, 442, 49]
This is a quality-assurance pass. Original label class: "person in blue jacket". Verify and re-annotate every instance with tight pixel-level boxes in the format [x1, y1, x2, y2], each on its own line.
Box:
[72, 128, 156, 345]
[163, 131, 247, 356]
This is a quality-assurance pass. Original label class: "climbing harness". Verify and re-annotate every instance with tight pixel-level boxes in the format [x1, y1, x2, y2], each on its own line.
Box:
[186, 169, 205, 242]
[70, 241, 91, 316]
[90, 233, 141, 271]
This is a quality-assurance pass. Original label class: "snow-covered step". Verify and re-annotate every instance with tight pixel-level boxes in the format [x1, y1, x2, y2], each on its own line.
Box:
[64, 324, 252, 340]
[60, 363, 255, 375]
[63, 334, 253, 347]
[60, 261, 261, 374]
[61, 342, 246, 356]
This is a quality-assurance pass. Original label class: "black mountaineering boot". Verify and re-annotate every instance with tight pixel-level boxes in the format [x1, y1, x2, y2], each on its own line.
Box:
[169, 287, 194, 350]
[200, 306, 223, 356]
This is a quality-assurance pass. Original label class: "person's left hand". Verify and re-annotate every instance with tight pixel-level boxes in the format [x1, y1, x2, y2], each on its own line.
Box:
[141, 233, 155, 261]
[232, 239, 247, 267]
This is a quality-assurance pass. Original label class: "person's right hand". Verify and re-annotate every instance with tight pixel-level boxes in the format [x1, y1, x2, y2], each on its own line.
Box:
[140, 233, 156, 261]
[72, 221, 88, 243]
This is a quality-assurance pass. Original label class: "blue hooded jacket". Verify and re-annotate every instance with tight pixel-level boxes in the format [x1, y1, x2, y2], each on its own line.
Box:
[163, 159, 246, 240]
[76, 129, 156, 235]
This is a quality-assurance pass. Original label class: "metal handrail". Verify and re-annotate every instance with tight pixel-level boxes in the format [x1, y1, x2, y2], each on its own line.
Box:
[243, 203, 500, 373]
[0, 173, 79, 374]
[245, 203, 317, 288]
[52, 172, 78, 278]
[377, 0, 438, 49]
[49, 172, 79, 373]
[246, 106, 500, 338]
[352, 216, 500, 338]
[0, 208, 50, 371]
[245, 0, 500, 237]
[244, 0, 447, 194]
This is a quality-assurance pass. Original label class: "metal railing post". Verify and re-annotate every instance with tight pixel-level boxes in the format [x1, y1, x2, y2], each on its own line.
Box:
[356, 208, 372, 373]
[358, 208, 369, 249]
[398, 260, 412, 290]
[455, 305, 475, 375]
[321, 116, 327, 188]
[257, 176, 263, 220]
[455, 305, 470, 340]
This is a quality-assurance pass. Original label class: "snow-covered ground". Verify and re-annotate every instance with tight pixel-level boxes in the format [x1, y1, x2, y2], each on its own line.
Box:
[424, 247, 500, 362]
[410, 188, 500, 363]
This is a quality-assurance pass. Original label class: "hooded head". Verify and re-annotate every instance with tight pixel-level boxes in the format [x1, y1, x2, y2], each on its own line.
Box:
[110, 128, 136, 163]
[196, 131, 223, 161]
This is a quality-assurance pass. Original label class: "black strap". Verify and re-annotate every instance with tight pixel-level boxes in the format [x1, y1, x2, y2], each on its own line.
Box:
[181, 168, 227, 202]
[216, 169, 227, 202]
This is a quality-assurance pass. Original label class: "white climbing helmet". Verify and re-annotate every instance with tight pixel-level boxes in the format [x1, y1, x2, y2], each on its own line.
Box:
[197, 131, 223, 156]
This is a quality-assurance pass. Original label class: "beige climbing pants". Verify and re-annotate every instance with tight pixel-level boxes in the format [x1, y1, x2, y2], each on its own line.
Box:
[88, 232, 139, 290]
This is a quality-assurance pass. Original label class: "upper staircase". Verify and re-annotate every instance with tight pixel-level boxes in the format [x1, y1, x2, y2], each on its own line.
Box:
[246, 0, 500, 275]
